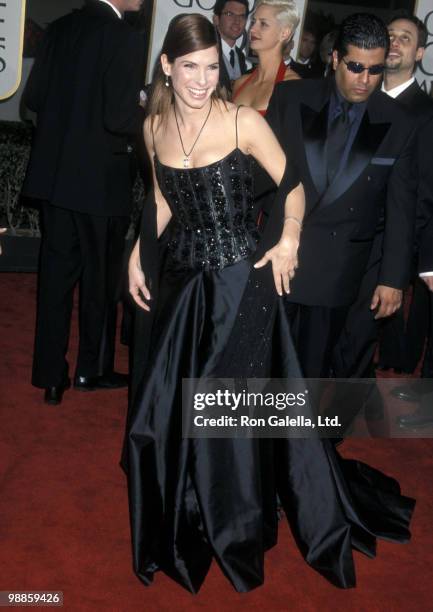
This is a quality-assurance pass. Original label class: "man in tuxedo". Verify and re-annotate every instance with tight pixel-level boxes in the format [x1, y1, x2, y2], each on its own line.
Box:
[377, 16, 433, 375]
[380, 16, 433, 428]
[23, 0, 145, 405]
[330, 16, 433, 429]
[266, 13, 417, 381]
[213, 0, 249, 94]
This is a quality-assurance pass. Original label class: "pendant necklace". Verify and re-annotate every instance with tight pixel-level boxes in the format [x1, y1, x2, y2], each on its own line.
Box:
[173, 100, 213, 168]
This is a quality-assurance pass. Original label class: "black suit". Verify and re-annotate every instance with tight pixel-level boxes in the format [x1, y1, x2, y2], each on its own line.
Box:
[218, 36, 247, 95]
[266, 77, 417, 377]
[23, 1, 145, 387]
[335, 82, 433, 379]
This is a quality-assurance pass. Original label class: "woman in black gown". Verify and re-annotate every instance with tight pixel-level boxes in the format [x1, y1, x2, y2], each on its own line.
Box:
[125, 13, 415, 594]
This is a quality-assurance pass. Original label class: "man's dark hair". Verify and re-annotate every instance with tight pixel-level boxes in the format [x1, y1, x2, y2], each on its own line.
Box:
[334, 13, 390, 59]
[213, 0, 249, 17]
[388, 13, 428, 49]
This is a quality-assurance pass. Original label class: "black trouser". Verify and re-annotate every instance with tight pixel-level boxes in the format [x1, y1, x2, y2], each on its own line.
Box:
[32, 203, 129, 388]
[332, 249, 384, 428]
[379, 276, 431, 374]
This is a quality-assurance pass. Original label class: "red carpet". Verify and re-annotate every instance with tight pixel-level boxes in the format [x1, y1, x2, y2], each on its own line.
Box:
[1, 272, 432, 611]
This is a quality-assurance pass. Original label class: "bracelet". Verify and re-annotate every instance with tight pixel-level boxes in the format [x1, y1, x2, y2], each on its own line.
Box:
[284, 215, 303, 230]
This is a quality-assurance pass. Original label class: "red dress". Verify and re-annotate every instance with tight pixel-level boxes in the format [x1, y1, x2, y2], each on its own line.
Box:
[233, 60, 287, 116]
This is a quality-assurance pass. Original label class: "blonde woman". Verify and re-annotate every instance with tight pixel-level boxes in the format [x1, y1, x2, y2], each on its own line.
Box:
[233, 0, 301, 115]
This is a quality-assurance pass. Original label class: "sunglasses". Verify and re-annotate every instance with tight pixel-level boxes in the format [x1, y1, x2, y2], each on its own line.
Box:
[342, 58, 385, 75]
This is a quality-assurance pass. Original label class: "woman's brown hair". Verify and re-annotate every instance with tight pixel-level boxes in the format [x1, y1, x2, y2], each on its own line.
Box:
[148, 13, 226, 128]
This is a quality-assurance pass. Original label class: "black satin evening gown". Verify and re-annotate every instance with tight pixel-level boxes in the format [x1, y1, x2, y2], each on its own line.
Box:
[126, 120, 415, 593]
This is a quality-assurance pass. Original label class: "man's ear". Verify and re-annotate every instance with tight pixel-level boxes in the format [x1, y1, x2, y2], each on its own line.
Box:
[332, 49, 339, 71]
[213, 14, 220, 29]
[416, 46, 424, 63]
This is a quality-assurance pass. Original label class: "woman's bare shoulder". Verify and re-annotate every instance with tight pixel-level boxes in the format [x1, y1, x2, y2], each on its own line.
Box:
[236, 103, 266, 128]
[143, 114, 164, 150]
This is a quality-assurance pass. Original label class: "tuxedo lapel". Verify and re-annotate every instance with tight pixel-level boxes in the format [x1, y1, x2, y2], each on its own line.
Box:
[300, 101, 329, 197]
[319, 106, 391, 209]
[85, 0, 120, 20]
[395, 81, 418, 106]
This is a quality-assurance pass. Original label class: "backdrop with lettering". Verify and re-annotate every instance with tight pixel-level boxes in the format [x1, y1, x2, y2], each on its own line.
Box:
[0, 0, 26, 100]
[415, 0, 433, 95]
[147, 0, 307, 82]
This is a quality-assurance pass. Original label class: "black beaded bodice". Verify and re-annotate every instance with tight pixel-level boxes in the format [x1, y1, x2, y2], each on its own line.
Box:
[154, 148, 259, 271]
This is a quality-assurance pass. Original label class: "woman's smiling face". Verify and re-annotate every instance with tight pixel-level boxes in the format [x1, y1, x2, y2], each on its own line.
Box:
[162, 46, 220, 109]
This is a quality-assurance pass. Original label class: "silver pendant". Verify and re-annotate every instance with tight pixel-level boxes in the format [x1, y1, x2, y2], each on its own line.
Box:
[183, 157, 190, 168]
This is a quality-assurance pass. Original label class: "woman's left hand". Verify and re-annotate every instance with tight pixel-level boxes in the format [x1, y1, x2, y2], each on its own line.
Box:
[254, 233, 300, 296]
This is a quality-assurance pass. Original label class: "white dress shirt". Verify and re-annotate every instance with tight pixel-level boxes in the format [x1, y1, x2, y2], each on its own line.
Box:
[381, 76, 415, 99]
[220, 37, 243, 81]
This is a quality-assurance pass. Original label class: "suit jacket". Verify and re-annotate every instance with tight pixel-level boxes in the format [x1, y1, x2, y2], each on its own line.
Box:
[265, 77, 417, 307]
[417, 115, 433, 272]
[290, 59, 325, 79]
[23, 0, 145, 217]
[394, 83, 433, 272]
[218, 37, 247, 95]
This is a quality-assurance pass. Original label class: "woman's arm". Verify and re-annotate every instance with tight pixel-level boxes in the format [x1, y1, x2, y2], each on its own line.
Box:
[239, 106, 305, 295]
[129, 117, 173, 310]
[143, 117, 173, 238]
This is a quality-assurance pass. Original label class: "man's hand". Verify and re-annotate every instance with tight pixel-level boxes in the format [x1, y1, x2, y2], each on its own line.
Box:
[421, 276, 433, 292]
[370, 284, 402, 319]
[128, 242, 151, 311]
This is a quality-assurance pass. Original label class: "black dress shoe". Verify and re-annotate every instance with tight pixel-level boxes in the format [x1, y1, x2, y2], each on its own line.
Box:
[44, 379, 71, 405]
[390, 385, 421, 403]
[74, 372, 128, 391]
[397, 411, 433, 429]
[97, 371, 129, 389]
[73, 376, 99, 391]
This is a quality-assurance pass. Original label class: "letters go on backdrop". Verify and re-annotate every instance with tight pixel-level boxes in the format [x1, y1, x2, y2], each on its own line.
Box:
[415, 0, 433, 95]
[0, 0, 26, 100]
[147, 0, 307, 82]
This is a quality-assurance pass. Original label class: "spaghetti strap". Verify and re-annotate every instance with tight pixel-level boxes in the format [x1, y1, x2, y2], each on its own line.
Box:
[235, 105, 243, 148]
[151, 121, 156, 154]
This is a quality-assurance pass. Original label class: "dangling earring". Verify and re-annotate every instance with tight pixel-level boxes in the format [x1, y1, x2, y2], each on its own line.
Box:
[165, 74, 170, 87]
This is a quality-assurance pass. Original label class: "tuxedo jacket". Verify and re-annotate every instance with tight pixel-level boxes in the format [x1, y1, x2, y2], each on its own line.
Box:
[417, 114, 433, 272]
[396, 84, 433, 272]
[290, 59, 325, 80]
[23, 0, 145, 217]
[265, 77, 417, 307]
[218, 38, 247, 95]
